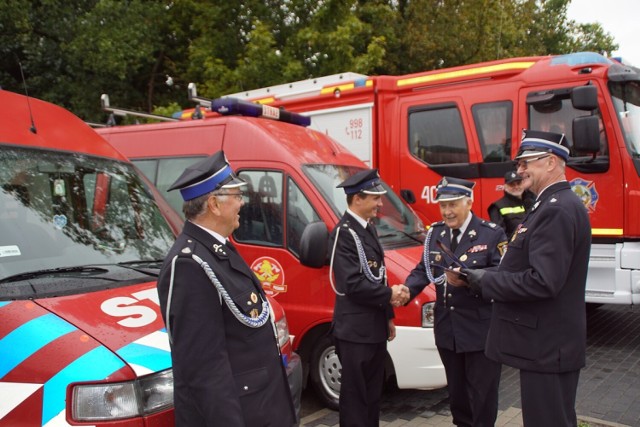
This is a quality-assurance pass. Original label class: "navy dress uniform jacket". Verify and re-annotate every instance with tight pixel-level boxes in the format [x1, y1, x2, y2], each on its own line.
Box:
[406, 215, 506, 352]
[481, 181, 591, 373]
[157, 221, 296, 427]
[330, 213, 393, 343]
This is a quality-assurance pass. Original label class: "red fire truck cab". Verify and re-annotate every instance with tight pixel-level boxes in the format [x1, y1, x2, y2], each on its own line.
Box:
[223, 52, 640, 306]
[97, 97, 445, 408]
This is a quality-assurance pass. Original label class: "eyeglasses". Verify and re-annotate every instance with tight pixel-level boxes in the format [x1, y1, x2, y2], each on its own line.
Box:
[515, 155, 550, 169]
[215, 191, 245, 201]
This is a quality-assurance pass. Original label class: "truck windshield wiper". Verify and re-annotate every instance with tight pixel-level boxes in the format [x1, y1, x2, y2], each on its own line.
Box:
[0, 266, 111, 284]
[116, 259, 165, 277]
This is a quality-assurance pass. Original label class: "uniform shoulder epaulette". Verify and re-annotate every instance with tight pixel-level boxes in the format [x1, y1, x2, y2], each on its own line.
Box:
[429, 220, 445, 228]
[178, 239, 197, 257]
[480, 220, 498, 229]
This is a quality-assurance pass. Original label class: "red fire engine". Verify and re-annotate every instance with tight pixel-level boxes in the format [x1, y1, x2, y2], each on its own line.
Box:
[218, 52, 640, 306]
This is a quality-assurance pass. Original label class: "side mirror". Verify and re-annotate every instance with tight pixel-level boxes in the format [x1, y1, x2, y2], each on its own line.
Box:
[299, 221, 329, 268]
[572, 85, 598, 111]
[400, 189, 416, 204]
[572, 116, 600, 154]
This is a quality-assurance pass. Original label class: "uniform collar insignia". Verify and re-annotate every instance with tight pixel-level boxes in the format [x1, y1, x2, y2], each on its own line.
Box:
[440, 230, 446, 237]
[212, 243, 228, 256]
[468, 229, 477, 238]
[550, 197, 557, 203]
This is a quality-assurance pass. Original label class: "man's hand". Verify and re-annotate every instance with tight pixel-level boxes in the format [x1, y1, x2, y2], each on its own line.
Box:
[390, 284, 410, 307]
[461, 268, 486, 294]
[444, 268, 466, 287]
[388, 320, 397, 341]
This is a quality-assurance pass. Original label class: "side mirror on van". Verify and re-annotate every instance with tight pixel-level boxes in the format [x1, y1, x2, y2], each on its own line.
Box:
[573, 115, 600, 154]
[571, 85, 598, 111]
[299, 221, 329, 268]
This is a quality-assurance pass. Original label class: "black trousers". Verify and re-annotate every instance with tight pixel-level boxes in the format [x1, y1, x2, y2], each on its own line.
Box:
[335, 339, 386, 427]
[438, 347, 501, 427]
[520, 369, 580, 427]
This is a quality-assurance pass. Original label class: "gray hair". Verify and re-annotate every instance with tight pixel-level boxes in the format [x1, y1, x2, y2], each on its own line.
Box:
[183, 191, 213, 220]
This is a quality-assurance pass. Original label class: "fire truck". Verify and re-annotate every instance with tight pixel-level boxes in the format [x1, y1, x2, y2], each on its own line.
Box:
[217, 52, 640, 306]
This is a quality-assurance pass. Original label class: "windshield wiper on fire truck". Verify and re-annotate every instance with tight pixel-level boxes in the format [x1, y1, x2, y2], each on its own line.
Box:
[0, 266, 112, 284]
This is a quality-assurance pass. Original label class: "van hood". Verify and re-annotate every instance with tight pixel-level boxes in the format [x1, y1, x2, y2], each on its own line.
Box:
[0, 283, 171, 425]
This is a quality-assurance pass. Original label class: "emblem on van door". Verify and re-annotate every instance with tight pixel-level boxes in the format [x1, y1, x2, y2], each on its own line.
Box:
[251, 256, 286, 297]
[570, 178, 599, 212]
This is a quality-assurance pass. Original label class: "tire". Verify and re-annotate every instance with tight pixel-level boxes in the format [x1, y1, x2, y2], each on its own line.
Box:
[309, 335, 341, 410]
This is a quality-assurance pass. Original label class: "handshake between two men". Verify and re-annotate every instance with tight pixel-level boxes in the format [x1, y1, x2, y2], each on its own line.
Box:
[389, 284, 410, 307]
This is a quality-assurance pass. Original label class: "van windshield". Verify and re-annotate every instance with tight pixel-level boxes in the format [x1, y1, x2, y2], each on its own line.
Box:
[303, 164, 424, 247]
[0, 146, 175, 295]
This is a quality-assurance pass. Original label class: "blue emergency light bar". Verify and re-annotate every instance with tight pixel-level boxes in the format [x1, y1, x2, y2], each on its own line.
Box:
[211, 97, 311, 127]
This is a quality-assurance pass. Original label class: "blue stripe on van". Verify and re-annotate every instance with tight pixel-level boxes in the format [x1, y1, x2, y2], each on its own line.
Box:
[0, 313, 75, 378]
[117, 342, 172, 372]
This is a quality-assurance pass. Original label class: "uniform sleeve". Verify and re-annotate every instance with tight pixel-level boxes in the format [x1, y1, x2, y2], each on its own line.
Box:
[332, 227, 392, 307]
[488, 204, 505, 231]
[405, 260, 429, 300]
[481, 206, 576, 302]
[167, 256, 244, 425]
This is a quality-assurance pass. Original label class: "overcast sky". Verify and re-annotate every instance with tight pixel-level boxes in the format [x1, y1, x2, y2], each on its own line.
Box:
[566, 0, 639, 66]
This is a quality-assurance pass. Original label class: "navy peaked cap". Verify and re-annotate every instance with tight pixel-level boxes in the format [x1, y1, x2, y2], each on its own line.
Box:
[337, 169, 387, 195]
[435, 176, 475, 201]
[516, 129, 570, 161]
[168, 150, 246, 201]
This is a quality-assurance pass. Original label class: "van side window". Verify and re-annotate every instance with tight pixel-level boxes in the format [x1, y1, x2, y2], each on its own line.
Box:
[408, 105, 469, 165]
[287, 178, 320, 257]
[132, 156, 205, 218]
[472, 101, 513, 162]
[235, 170, 284, 246]
[527, 89, 609, 158]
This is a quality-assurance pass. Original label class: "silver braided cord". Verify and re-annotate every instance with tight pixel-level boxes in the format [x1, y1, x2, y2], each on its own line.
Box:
[347, 228, 386, 284]
[192, 254, 270, 328]
[423, 226, 446, 285]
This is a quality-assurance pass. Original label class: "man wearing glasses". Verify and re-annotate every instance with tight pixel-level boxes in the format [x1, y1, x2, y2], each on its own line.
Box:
[461, 130, 591, 426]
[156, 151, 297, 426]
[487, 171, 535, 237]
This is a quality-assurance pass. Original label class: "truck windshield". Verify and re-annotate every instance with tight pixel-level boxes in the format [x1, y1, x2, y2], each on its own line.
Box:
[609, 80, 640, 159]
[303, 164, 424, 247]
[0, 146, 175, 290]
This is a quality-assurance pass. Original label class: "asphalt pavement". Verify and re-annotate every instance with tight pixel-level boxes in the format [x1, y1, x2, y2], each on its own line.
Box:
[300, 304, 640, 426]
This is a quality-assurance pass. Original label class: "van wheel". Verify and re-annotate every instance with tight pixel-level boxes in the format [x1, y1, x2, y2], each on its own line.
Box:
[309, 335, 340, 410]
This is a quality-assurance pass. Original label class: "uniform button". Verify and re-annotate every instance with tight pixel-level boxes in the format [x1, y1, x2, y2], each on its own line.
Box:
[447, 293, 453, 298]
[472, 260, 477, 264]
[450, 306, 455, 311]
[244, 386, 249, 390]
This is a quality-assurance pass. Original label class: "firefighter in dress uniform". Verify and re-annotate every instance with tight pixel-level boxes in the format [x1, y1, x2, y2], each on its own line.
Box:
[462, 130, 591, 427]
[329, 169, 409, 427]
[405, 176, 507, 427]
[487, 170, 535, 238]
[156, 151, 297, 427]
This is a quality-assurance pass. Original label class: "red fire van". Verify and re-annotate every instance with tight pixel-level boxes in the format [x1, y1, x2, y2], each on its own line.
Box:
[97, 97, 446, 408]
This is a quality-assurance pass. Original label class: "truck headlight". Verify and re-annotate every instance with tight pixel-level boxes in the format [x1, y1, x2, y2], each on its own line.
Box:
[71, 369, 173, 421]
[422, 302, 435, 327]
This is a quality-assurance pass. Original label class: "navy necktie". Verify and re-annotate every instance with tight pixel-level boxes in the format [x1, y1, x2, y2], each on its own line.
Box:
[450, 228, 461, 252]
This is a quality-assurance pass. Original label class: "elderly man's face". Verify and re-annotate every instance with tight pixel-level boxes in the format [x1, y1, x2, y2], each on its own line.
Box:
[438, 197, 472, 230]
